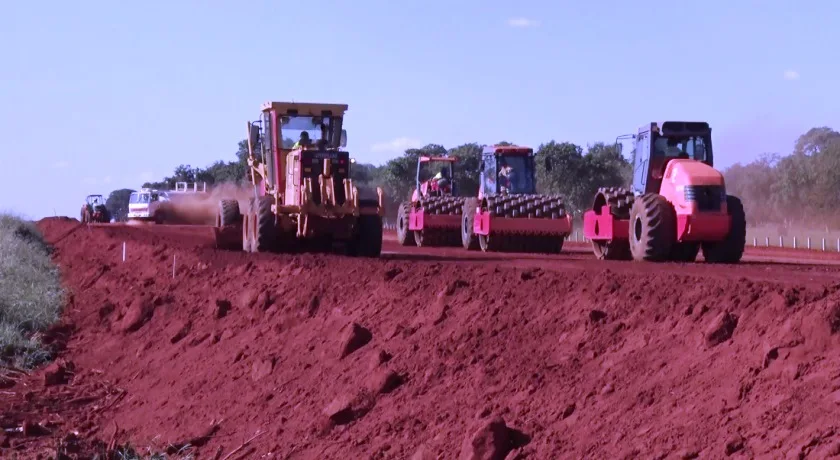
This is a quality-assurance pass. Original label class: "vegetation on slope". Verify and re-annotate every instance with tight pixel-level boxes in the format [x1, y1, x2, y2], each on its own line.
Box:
[0, 213, 64, 369]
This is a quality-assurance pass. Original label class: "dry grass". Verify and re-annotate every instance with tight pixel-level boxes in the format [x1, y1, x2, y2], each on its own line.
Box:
[0, 213, 64, 368]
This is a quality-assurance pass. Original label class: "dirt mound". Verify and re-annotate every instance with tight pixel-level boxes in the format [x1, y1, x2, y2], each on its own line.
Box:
[5, 217, 840, 458]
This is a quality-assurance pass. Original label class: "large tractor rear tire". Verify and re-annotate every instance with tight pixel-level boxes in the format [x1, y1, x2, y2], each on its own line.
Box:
[461, 198, 479, 250]
[702, 195, 746, 263]
[254, 196, 277, 253]
[628, 193, 676, 261]
[217, 199, 240, 227]
[396, 202, 413, 246]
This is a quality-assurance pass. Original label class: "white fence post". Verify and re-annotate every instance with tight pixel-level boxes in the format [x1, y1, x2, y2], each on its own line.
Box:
[807, 237, 811, 250]
[122, 242, 126, 262]
[780, 236, 783, 248]
[753, 237, 757, 247]
[765, 236, 769, 247]
[822, 238, 826, 251]
[793, 236, 797, 249]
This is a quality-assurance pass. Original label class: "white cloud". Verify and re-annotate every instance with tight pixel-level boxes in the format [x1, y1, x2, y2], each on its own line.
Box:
[783, 70, 800, 81]
[52, 160, 70, 169]
[371, 137, 423, 154]
[507, 17, 539, 28]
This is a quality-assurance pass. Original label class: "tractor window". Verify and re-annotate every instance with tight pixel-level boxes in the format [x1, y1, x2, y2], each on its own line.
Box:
[419, 162, 452, 183]
[652, 134, 708, 162]
[497, 155, 535, 194]
[280, 116, 331, 148]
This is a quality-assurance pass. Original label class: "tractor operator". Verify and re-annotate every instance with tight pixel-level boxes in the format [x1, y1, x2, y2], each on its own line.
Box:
[293, 131, 312, 149]
[429, 169, 452, 195]
[499, 162, 515, 193]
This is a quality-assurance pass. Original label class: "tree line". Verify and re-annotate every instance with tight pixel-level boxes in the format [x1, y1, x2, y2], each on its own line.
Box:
[103, 126, 840, 229]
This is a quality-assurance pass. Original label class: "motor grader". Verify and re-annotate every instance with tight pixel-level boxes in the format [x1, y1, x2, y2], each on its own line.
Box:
[214, 101, 384, 257]
[461, 145, 572, 253]
[582, 121, 746, 263]
[80, 194, 111, 223]
[396, 155, 466, 247]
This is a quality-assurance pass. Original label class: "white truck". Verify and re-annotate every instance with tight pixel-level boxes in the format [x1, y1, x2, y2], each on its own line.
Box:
[127, 182, 206, 223]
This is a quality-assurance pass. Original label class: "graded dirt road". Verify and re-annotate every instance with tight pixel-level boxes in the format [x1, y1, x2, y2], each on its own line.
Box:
[4, 219, 840, 459]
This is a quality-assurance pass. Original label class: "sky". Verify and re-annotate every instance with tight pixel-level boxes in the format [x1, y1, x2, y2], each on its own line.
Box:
[1, 0, 838, 219]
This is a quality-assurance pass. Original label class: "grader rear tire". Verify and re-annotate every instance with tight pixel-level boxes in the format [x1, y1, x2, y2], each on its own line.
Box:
[254, 196, 276, 253]
[702, 195, 746, 264]
[396, 202, 414, 246]
[217, 199, 241, 227]
[461, 198, 479, 250]
[242, 198, 255, 252]
[628, 193, 676, 262]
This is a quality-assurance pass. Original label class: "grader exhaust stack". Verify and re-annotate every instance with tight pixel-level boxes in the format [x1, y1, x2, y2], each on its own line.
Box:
[213, 101, 384, 257]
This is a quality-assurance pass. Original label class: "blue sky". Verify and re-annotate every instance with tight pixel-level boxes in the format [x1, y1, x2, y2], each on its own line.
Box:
[1, 1, 837, 219]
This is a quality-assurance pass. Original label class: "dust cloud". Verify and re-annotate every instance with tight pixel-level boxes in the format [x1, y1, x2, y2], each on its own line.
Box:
[159, 182, 255, 225]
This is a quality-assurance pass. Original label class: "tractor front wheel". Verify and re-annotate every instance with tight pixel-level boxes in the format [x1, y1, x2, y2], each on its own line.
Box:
[702, 195, 746, 263]
[628, 193, 676, 262]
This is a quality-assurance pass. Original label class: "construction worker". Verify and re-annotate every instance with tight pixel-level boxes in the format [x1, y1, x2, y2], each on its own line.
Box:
[499, 162, 514, 192]
[293, 131, 312, 149]
[429, 169, 452, 195]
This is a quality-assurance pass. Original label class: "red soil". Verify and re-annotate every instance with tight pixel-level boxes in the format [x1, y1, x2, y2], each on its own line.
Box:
[4, 217, 840, 458]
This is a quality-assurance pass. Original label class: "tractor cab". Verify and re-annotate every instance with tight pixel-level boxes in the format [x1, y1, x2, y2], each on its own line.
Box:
[629, 121, 715, 195]
[86, 195, 104, 207]
[478, 145, 547, 198]
[248, 102, 350, 208]
[415, 156, 456, 200]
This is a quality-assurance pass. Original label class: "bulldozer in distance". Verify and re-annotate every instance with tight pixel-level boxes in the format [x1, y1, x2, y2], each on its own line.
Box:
[582, 121, 746, 263]
[214, 101, 384, 257]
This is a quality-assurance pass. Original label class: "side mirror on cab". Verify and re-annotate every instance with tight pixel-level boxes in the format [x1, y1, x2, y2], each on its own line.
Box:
[247, 122, 260, 154]
[340, 129, 348, 148]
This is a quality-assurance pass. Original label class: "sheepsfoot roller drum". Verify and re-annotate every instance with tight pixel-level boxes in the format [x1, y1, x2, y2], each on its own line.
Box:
[399, 196, 466, 247]
[467, 194, 571, 253]
[461, 144, 572, 253]
[583, 121, 746, 263]
[396, 155, 464, 247]
[214, 101, 384, 257]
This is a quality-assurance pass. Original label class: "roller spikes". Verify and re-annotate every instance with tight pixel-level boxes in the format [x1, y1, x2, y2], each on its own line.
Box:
[420, 196, 466, 216]
[594, 187, 634, 220]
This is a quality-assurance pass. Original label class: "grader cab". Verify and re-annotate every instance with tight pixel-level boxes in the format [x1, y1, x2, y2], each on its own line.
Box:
[215, 101, 384, 257]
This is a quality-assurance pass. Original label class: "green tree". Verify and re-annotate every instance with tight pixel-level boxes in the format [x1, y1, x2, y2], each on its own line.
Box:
[105, 188, 135, 222]
[447, 142, 483, 196]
